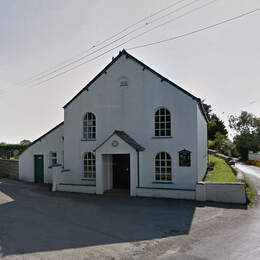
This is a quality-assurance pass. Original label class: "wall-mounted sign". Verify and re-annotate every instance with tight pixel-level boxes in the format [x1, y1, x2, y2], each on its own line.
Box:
[112, 140, 119, 147]
[179, 149, 191, 167]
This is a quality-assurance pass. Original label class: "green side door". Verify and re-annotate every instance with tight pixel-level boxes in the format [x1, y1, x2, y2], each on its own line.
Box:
[34, 155, 44, 183]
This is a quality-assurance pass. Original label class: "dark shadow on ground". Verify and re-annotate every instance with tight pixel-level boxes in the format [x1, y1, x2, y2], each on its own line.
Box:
[0, 179, 246, 257]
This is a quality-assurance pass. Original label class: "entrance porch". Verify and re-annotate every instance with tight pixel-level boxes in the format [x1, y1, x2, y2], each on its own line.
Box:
[94, 130, 145, 196]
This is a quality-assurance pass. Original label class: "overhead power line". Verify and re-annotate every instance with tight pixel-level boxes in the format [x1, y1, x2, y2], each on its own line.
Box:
[127, 6, 260, 50]
[23, 0, 219, 88]
[20, 0, 202, 85]
[1, 3, 258, 94]
[18, 0, 189, 84]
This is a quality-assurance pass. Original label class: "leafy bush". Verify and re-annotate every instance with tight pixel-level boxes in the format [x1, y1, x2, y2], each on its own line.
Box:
[208, 140, 215, 149]
[241, 179, 256, 206]
[0, 172, 9, 178]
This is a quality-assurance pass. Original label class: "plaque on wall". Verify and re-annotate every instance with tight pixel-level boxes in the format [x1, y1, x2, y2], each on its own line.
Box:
[179, 149, 191, 167]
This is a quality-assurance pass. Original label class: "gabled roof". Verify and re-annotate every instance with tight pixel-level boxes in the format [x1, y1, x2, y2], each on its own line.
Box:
[94, 130, 145, 152]
[63, 49, 208, 123]
[20, 122, 64, 155]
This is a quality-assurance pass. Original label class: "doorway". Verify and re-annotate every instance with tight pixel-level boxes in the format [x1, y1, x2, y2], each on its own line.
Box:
[34, 154, 44, 183]
[112, 154, 130, 189]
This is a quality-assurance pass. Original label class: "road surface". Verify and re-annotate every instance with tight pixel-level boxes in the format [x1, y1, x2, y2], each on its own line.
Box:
[236, 163, 260, 194]
[0, 167, 260, 260]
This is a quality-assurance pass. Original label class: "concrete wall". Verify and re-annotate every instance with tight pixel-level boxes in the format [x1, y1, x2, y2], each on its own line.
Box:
[249, 151, 260, 162]
[196, 182, 246, 204]
[19, 124, 64, 183]
[64, 53, 205, 191]
[0, 159, 19, 179]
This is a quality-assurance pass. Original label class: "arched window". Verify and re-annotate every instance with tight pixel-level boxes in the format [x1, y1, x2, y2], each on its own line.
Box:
[83, 152, 96, 179]
[154, 108, 171, 137]
[155, 152, 172, 181]
[83, 112, 96, 140]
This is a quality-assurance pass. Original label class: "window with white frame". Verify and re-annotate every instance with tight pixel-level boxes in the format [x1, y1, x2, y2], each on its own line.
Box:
[83, 112, 96, 140]
[49, 151, 57, 166]
[83, 152, 96, 179]
[155, 152, 172, 181]
[154, 108, 171, 137]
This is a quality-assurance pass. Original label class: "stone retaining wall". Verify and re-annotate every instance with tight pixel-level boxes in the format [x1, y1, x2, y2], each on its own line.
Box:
[0, 159, 19, 179]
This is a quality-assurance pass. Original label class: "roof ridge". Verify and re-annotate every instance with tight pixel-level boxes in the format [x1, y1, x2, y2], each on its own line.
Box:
[62, 49, 208, 122]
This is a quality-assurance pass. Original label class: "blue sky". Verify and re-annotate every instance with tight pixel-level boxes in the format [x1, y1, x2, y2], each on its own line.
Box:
[0, 0, 259, 143]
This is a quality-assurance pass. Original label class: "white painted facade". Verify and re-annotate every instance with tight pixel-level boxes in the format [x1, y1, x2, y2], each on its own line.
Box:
[19, 123, 64, 183]
[19, 50, 208, 199]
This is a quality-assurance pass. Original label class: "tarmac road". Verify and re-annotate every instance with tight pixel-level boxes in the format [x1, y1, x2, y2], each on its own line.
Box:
[0, 174, 258, 260]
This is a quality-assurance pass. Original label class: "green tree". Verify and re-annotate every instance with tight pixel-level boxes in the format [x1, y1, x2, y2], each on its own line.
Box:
[202, 101, 213, 120]
[202, 101, 228, 140]
[229, 111, 260, 160]
[208, 114, 228, 140]
[214, 132, 236, 156]
[20, 139, 31, 145]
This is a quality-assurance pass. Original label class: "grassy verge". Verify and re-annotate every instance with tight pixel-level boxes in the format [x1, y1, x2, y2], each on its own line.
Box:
[241, 179, 256, 207]
[0, 172, 9, 178]
[205, 154, 237, 182]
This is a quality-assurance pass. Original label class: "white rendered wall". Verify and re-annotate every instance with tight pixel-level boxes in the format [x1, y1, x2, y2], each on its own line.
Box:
[197, 106, 208, 182]
[19, 124, 64, 183]
[64, 54, 203, 190]
[136, 188, 195, 200]
[196, 182, 246, 204]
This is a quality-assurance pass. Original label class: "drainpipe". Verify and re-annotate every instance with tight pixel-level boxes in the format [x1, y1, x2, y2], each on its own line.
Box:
[137, 151, 140, 188]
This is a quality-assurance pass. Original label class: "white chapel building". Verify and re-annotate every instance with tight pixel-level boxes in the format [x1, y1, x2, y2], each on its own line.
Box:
[19, 50, 208, 200]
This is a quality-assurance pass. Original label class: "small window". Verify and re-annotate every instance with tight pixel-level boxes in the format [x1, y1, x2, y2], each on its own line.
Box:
[83, 112, 96, 140]
[119, 76, 129, 87]
[154, 107, 171, 137]
[50, 152, 57, 166]
[83, 152, 96, 179]
[155, 152, 172, 181]
[120, 80, 128, 86]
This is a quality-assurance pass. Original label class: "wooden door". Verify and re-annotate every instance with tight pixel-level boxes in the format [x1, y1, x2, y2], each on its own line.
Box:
[34, 155, 44, 183]
[113, 154, 130, 189]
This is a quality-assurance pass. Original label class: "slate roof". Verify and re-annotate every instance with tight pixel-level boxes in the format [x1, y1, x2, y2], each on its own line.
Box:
[94, 130, 145, 152]
[62, 49, 208, 123]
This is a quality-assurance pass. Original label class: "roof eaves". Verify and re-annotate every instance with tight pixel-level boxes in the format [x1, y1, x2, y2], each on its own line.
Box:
[63, 50, 126, 109]
[197, 98, 209, 123]
[114, 130, 145, 152]
[63, 49, 207, 124]
[123, 51, 199, 101]
[19, 122, 64, 155]
[93, 129, 145, 152]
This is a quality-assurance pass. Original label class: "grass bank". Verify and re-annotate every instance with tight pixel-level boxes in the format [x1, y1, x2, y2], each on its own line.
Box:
[241, 179, 256, 207]
[205, 154, 237, 182]
[206, 154, 256, 206]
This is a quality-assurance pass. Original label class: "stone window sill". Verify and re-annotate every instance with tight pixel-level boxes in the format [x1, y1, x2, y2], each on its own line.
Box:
[152, 136, 173, 139]
[152, 181, 173, 184]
